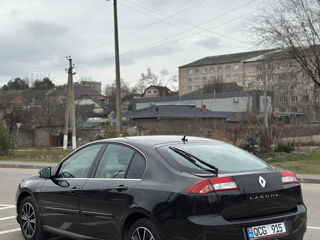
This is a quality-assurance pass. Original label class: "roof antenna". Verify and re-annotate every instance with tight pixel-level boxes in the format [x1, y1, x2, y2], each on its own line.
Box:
[181, 136, 188, 144]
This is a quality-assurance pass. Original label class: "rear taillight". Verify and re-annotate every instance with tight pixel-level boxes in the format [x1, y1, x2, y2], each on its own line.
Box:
[183, 176, 238, 194]
[281, 171, 300, 185]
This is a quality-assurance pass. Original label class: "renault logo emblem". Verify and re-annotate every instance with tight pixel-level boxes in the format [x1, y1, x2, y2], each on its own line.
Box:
[259, 176, 266, 188]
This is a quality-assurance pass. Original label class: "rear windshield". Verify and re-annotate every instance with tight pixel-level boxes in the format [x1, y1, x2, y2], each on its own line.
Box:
[158, 143, 269, 174]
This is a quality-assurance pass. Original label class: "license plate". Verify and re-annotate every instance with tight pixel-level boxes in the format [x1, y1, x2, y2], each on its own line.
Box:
[247, 222, 287, 239]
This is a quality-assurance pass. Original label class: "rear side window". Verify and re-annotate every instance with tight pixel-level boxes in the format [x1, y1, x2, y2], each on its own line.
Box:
[95, 144, 135, 178]
[158, 143, 268, 173]
[126, 153, 146, 179]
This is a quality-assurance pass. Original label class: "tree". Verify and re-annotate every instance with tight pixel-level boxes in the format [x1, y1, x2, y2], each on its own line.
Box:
[0, 122, 15, 156]
[134, 68, 177, 93]
[2, 78, 29, 91]
[105, 80, 131, 112]
[32, 77, 55, 90]
[250, 0, 320, 87]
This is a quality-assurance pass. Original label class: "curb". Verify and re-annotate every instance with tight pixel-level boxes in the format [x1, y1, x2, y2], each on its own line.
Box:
[0, 163, 56, 170]
[298, 177, 320, 184]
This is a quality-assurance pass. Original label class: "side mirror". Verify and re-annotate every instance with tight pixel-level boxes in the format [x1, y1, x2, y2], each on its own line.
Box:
[39, 167, 53, 179]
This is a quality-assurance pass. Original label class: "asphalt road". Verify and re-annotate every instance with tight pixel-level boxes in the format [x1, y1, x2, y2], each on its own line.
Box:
[0, 168, 319, 240]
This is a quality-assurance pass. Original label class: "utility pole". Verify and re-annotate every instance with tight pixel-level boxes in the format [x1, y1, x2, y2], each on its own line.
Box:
[112, 0, 122, 134]
[63, 56, 77, 150]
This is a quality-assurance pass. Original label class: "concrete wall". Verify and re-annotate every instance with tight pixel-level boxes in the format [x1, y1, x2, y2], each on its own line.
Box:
[17, 129, 35, 147]
[130, 118, 226, 136]
[136, 96, 250, 113]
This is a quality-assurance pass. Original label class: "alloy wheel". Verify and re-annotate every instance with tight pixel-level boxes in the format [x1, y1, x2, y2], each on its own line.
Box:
[20, 202, 37, 238]
[131, 227, 154, 240]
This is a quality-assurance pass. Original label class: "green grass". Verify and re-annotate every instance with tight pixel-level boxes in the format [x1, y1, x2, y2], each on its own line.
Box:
[0, 148, 73, 163]
[265, 148, 320, 174]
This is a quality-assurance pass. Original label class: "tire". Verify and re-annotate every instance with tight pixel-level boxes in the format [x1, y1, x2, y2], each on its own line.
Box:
[19, 196, 47, 240]
[127, 218, 162, 240]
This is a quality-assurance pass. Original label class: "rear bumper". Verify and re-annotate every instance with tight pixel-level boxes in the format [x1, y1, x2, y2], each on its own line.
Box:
[162, 204, 307, 240]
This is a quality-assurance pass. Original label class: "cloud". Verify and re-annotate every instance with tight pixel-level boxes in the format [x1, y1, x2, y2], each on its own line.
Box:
[24, 20, 69, 40]
[195, 36, 222, 49]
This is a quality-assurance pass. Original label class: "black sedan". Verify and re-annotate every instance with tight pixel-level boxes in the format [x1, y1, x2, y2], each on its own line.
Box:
[16, 136, 307, 240]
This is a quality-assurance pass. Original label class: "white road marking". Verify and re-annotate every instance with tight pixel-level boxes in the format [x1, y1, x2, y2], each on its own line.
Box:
[308, 226, 320, 230]
[0, 216, 15, 221]
[0, 228, 20, 235]
[0, 206, 15, 210]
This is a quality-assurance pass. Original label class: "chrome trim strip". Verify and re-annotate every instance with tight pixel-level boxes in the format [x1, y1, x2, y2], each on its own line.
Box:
[54, 178, 141, 181]
[43, 206, 79, 215]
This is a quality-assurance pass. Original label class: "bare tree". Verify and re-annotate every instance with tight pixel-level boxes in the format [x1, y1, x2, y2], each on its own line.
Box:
[250, 0, 320, 86]
[134, 68, 177, 93]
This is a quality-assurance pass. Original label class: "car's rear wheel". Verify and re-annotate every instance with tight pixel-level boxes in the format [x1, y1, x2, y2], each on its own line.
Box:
[128, 218, 161, 240]
[19, 196, 47, 240]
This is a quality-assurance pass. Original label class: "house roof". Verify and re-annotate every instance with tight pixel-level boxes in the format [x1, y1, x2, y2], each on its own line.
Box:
[142, 85, 176, 97]
[125, 105, 238, 121]
[179, 49, 274, 68]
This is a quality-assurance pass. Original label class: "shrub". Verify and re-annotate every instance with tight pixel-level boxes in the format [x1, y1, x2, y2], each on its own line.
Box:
[240, 130, 260, 154]
[0, 122, 15, 156]
[274, 142, 295, 153]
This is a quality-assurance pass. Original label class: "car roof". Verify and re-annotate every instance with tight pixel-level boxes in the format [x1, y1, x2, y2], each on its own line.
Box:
[94, 135, 222, 148]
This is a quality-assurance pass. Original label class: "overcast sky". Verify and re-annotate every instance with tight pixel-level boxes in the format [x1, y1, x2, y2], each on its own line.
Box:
[0, 0, 266, 92]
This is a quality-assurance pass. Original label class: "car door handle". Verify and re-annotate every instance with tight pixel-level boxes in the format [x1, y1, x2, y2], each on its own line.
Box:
[114, 185, 128, 192]
[69, 186, 78, 194]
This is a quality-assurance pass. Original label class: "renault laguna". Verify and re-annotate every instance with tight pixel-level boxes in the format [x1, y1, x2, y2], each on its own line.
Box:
[16, 136, 307, 240]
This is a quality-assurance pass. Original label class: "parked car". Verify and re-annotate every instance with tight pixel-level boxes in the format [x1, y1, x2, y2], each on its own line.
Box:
[16, 136, 307, 240]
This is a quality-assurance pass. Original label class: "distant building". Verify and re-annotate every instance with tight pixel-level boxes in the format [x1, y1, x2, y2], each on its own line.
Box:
[79, 81, 102, 94]
[142, 85, 176, 98]
[179, 48, 320, 123]
[126, 83, 272, 134]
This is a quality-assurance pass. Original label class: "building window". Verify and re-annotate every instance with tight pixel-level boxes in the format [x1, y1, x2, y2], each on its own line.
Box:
[303, 95, 309, 101]
[278, 63, 285, 70]
[280, 96, 285, 102]
[210, 67, 215, 72]
[187, 86, 192, 91]
[315, 95, 320, 101]
[279, 86, 285, 92]
[291, 96, 298, 102]
[153, 89, 159, 94]
[291, 84, 297, 91]
[267, 64, 274, 70]
[268, 75, 273, 81]
[226, 74, 231, 79]
[226, 65, 231, 71]
[291, 73, 297, 80]
[210, 76, 215, 81]
[280, 108, 286, 112]
[234, 65, 239, 71]
[256, 75, 263, 82]
[217, 75, 223, 81]
[303, 84, 310, 90]
[195, 85, 200, 90]
[187, 69, 193, 75]
[290, 61, 297, 67]
[291, 107, 298, 113]
[218, 66, 223, 72]
[256, 65, 263, 72]
[234, 74, 239, 79]
[202, 68, 207, 74]
[195, 77, 200, 83]
[187, 78, 192, 83]
[146, 90, 152, 95]
[302, 71, 308, 78]
[195, 68, 199, 73]
[202, 76, 207, 82]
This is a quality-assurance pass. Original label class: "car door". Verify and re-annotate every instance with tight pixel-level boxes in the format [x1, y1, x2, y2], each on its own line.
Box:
[38, 143, 104, 234]
[80, 143, 146, 240]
